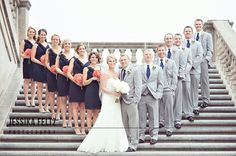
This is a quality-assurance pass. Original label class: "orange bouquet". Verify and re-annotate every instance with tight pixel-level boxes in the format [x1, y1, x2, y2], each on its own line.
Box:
[24, 49, 31, 56]
[93, 70, 101, 78]
[50, 65, 56, 74]
[73, 73, 83, 84]
[62, 65, 69, 74]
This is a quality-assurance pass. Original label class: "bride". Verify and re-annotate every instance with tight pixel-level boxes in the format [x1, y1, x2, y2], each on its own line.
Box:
[77, 54, 129, 153]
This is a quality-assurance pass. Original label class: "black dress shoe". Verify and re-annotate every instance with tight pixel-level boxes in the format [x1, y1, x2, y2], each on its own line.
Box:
[150, 139, 158, 145]
[166, 130, 172, 137]
[187, 116, 194, 122]
[200, 102, 208, 108]
[139, 139, 145, 143]
[126, 147, 135, 152]
[175, 123, 181, 129]
[159, 123, 164, 128]
[193, 110, 199, 116]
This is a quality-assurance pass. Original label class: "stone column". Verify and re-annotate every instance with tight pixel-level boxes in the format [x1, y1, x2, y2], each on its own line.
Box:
[18, 0, 31, 42]
[130, 48, 137, 64]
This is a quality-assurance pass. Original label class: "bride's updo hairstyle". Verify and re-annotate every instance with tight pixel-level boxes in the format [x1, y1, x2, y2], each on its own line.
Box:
[106, 54, 117, 64]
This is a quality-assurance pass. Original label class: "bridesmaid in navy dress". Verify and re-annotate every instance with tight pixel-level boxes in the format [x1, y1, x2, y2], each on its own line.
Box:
[68, 43, 89, 135]
[83, 51, 101, 131]
[55, 39, 73, 127]
[19, 26, 36, 107]
[31, 29, 50, 113]
[45, 34, 61, 118]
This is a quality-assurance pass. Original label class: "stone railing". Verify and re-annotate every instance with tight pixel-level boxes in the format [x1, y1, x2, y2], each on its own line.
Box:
[71, 42, 162, 64]
[204, 20, 236, 100]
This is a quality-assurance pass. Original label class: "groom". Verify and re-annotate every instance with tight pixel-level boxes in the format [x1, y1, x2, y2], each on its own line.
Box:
[119, 54, 142, 152]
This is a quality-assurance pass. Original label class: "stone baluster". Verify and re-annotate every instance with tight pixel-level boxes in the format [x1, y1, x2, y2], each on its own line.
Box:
[119, 48, 126, 55]
[97, 48, 103, 63]
[130, 48, 137, 64]
[108, 48, 115, 54]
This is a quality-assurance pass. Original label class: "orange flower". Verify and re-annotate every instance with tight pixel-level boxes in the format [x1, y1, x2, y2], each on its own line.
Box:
[74, 73, 83, 84]
[24, 49, 31, 56]
[93, 70, 101, 78]
[40, 54, 46, 64]
[50, 65, 56, 74]
[62, 65, 69, 74]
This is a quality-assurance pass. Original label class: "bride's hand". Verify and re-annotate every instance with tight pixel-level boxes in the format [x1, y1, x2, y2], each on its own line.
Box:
[113, 92, 121, 97]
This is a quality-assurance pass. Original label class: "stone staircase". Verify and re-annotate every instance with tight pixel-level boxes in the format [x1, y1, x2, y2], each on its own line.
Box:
[0, 66, 236, 156]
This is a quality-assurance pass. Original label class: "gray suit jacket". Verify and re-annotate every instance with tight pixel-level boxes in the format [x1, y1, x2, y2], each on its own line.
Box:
[139, 64, 164, 100]
[177, 46, 192, 82]
[198, 31, 213, 66]
[155, 58, 178, 92]
[120, 65, 142, 105]
[183, 40, 203, 74]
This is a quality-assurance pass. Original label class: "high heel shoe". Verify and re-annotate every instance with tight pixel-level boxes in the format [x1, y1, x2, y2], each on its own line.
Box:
[81, 128, 86, 135]
[68, 121, 72, 128]
[30, 99, 35, 107]
[62, 121, 67, 128]
[39, 107, 45, 113]
[74, 128, 81, 135]
[56, 113, 60, 120]
[25, 99, 30, 107]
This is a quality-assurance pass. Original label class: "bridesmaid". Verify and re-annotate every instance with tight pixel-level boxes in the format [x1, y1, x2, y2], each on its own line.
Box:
[83, 52, 101, 131]
[31, 29, 50, 112]
[67, 43, 89, 135]
[55, 39, 73, 127]
[45, 34, 61, 119]
[19, 26, 36, 107]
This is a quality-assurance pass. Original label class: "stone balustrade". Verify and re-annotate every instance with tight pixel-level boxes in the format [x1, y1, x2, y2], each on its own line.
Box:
[205, 20, 236, 100]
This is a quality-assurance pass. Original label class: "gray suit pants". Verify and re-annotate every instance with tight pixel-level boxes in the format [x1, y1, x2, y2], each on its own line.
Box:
[200, 60, 210, 104]
[174, 79, 183, 124]
[121, 101, 139, 150]
[182, 81, 193, 117]
[159, 91, 174, 131]
[138, 94, 159, 140]
[190, 74, 200, 111]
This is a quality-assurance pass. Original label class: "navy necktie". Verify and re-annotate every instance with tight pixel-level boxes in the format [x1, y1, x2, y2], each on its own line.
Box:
[167, 48, 171, 59]
[121, 69, 126, 80]
[146, 65, 150, 79]
[196, 33, 200, 41]
[187, 40, 190, 48]
[160, 59, 164, 69]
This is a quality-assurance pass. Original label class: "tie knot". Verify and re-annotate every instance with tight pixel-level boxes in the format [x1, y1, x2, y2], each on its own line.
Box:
[168, 48, 171, 52]
[196, 33, 200, 41]
[160, 59, 163, 62]
[187, 40, 190, 48]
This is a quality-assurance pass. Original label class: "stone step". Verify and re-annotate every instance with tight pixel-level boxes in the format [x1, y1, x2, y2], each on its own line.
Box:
[5, 120, 236, 127]
[0, 142, 235, 151]
[3, 126, 236, 135]
[13, 100, 235, 107]
[11, 105, 236, 113]
[7, 112, 236, 120]
[1, 151, 236, 156]
[1, 134, 236, 142]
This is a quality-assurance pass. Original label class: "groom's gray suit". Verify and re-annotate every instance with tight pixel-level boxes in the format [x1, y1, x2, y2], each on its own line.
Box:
[120, 64, 142, 150]
[138, 63, 164, 141]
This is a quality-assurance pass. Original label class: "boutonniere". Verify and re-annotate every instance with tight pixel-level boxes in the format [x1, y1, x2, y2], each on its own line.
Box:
[165, 59, 169, 63]
[127, 69, 132, 75]
[182, 47, 185, 50]
[191, 40, 195, 44]
[152, 65, 156, 70]
[173, 49, 176, 53]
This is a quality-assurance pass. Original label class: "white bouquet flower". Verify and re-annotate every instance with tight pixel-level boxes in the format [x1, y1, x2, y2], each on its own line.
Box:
[114, 80, 130, 103]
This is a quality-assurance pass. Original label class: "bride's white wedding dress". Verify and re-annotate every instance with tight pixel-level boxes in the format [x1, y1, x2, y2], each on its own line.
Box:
[77, 78, 129, 153]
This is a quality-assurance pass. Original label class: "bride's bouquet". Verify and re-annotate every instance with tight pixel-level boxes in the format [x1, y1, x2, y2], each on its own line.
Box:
[114, 80, 130, 103]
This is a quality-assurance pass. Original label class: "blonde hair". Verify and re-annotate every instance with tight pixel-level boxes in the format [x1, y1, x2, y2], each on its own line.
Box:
[106, 54, 117, 64]
[27, 26, 37, 40]
[51, 34, 61, 45]
[61, 38, 71, 49]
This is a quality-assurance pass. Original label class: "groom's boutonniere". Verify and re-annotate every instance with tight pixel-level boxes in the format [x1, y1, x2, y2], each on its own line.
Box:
[182, 47, 185, 50]
[127, 69, 132, 75]
[152, 65, 156, 70]
[191, 40, 195, 44]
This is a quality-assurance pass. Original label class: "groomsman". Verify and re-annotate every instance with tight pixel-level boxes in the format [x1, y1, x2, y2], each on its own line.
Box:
[155, 44, 177, 136]
[174, 33, 194, 126]
[194, 19, 213, 108]
[159, 33, 185, 129]
[138, 50, 163, 144]
[183, 26, 203, 116]
[119, 54, 142, 152]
